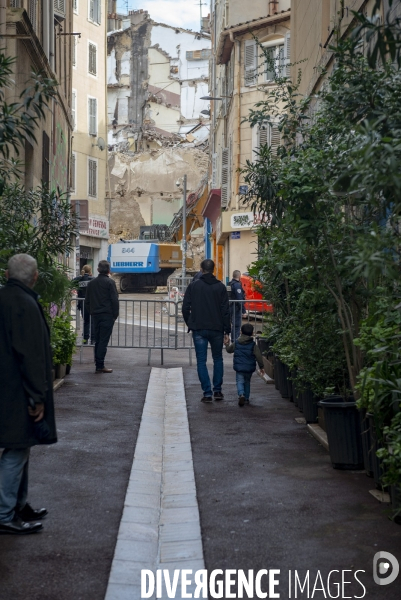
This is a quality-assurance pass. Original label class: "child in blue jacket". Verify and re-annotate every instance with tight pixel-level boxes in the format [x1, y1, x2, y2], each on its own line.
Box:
[225, 323, 265, 406]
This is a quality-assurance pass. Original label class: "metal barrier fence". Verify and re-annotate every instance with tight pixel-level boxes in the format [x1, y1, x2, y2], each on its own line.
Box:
[167, 276, 194, 295]
[71, 298, 272, 365]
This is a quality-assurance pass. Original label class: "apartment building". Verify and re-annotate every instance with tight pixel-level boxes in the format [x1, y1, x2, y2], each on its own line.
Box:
[291, 0, 394, 97]
[71, 0, 108, 273]
[205, 0, 291, 282]
[1, 1, 73, 193]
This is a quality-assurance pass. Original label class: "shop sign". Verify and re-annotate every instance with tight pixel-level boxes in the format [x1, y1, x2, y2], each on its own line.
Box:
[230, 212, 267, 230]
[81, 215, 109, 238]
[216, 215, 222, 241]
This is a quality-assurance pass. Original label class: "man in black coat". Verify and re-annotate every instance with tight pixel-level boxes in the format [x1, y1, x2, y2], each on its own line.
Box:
[182, 259, 231, 402]
[85, 260, 119, 374]
[0, 254, 57, 535]
[229, 270, 246, 340]
[72, 264, 95, 343]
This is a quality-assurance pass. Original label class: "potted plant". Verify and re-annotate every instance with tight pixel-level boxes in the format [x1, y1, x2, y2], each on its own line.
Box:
[51, 314, 77, 379]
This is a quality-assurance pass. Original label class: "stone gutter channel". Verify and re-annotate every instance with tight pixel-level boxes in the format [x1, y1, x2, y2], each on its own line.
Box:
[105, 367, 205, 600]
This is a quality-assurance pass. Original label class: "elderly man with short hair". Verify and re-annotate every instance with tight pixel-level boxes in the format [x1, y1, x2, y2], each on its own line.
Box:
[0, 254, 57, 535]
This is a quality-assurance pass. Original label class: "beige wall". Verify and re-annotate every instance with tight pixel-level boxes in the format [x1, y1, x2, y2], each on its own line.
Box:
[291, 0, 380, 96]
[72, 0, 108, 262]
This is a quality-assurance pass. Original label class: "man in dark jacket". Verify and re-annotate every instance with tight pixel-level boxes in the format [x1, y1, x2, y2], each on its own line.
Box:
[0, 254, 57, 535]
[182, 259, 231, 402]
[229, 270, 246, 340]
[72, 264, 95, 343]
[85, 260, 119, 374]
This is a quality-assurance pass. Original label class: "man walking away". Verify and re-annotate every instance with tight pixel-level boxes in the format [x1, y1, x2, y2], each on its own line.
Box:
[0, 254, 57, 535]
[85, 260, 119, 374]
[228, 270, 246, 340]
[72, 264, 95, 344]
[182, 259, 231, 403]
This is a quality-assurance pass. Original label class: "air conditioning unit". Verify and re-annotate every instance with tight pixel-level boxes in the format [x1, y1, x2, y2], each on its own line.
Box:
[54, 0, 66, 19]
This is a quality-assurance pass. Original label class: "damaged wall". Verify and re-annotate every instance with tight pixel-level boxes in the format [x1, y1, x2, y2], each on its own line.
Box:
[106, 9, 211, 260]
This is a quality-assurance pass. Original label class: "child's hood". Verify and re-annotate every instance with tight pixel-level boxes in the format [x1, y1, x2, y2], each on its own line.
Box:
[237, 334, 254, 344]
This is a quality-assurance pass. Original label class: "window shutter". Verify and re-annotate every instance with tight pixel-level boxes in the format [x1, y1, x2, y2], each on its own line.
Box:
[54, 0, 66, 18]
[72, 36, 77, 67]
[284, 32, 291, 78]
[88, 160, 97, 197]
[221, 147, 229, 208]
[257, 124, 269, 150]
[270, 124, 281, 154]
[244, 40, 257, 86]
[89, 0, 94, 21]
[29, 0, 37, 32]
[89, 98, 97, 135]
[42, 131, 50, 185]
[97, 0, 101, 24]
[71, 90, 76, 130]
[211, 153, 218, 188]
[10, 0, 20, 7]
[89, 44, 97, 75]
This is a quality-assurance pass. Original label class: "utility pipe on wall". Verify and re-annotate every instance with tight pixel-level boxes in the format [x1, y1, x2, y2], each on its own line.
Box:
[49, 0, 55, 71]
[43, 0, 50, 62]
[182, 174, 188, 278]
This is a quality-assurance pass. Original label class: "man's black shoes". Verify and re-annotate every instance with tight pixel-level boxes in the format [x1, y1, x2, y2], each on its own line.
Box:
[238, 395, 246, 407]
[17, 502, 48, 522]
[201, 396, 213, 403]
[0, 517, 43, 535]
[214, 391, 224, 401]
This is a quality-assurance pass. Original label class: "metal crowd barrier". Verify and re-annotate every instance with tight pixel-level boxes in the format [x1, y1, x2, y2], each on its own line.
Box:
[70, 297, 273, 365]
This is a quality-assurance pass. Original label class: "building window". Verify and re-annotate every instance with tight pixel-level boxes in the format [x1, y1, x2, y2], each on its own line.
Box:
[70, 152, 76, 193]
[42, 131, 50, 185]
[186, 49, 212, 60]
[88, 97, 97, 136]
[253, 122, 281, 158]
[88, 42, 97, 76]
[88, 159, 97, 198]
[89, 0, 101, 24]
[72, 89, 77, 131]
[73, 0, 78, 14]
[264, 43, 285, 81]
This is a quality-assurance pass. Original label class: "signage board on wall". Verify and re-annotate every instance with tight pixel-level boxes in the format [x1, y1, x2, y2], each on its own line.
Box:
[231, 231, 241, 239]
[230, 212, 268, 230]
[81, 215, 109, 239]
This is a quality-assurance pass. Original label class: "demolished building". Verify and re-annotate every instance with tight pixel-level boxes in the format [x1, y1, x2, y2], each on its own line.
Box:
[106, 7, 211, 266]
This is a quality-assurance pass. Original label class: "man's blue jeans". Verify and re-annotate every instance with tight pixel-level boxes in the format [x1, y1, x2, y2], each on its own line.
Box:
[192, 330, 224, 397]
[236, 371, 253, 400]
[0, 448, 30, 522]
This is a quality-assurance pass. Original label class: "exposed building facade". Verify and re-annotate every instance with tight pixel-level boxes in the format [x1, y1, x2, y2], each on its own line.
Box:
[106, 7, 211, 265]
[206, 0, 291, 282]
[71, 0, 109, 274]
[1, 1, 73, 194]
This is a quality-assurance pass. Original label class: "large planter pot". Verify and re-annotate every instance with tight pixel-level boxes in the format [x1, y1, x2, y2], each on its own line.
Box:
[318, 396, 363, 470]
[367, 414, 386, 489]
[290, 370, 298, 406]
[55, 363, 67, 380]
[359, 410, 374, 477]
[276, 358, 290, 399]
[284, 364, 293, 401]
[390, 486, 401, 525]
[274, 356, 280, 391]
[318, 407, 326, 431]
[66, 364, 71, 376]
[296, 382, 304, 412]
[262, 356, 274, 380]
[257, 337, 271, 356]
[302, 386, 319, 423]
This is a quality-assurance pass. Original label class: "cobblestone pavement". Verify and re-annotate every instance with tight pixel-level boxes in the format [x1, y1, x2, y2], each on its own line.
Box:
[0, 345, 400, 599]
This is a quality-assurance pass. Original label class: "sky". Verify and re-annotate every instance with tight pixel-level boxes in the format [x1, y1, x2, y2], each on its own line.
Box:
[116, 0, 208, 32]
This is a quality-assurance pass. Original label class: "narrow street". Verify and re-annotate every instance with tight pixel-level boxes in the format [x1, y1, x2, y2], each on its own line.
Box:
[0, 347, 400, 599]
